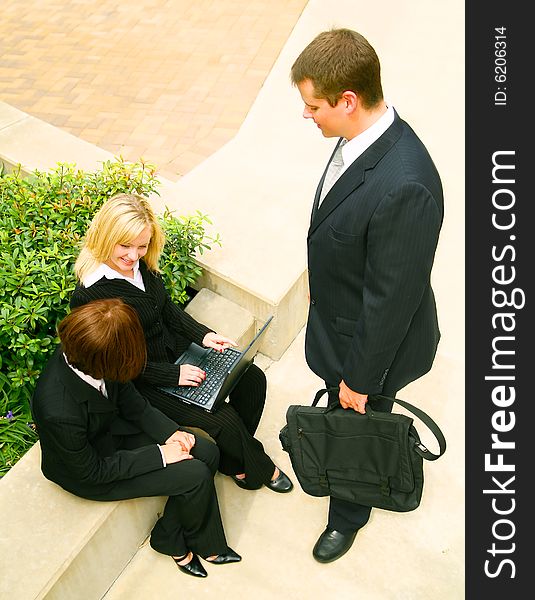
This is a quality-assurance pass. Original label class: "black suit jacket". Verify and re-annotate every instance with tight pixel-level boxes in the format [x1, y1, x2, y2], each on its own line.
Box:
[30, 347, 180, 496]
[70, 261, 212, 388]
[305, 111, 444, 395]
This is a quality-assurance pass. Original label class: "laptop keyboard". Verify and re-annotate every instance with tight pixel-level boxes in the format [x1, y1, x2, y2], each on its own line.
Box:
[174, 347, 241, 405]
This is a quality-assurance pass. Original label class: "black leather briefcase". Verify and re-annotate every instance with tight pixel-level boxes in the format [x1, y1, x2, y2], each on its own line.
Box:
[279, 388, 446, 512]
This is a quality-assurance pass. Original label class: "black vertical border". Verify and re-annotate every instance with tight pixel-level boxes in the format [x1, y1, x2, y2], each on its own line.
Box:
[466, 3, 530, 597]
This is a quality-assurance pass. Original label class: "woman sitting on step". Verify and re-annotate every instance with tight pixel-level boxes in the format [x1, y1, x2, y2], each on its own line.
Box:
[70, 193, 293, 494]
[31, 298, 239, 578]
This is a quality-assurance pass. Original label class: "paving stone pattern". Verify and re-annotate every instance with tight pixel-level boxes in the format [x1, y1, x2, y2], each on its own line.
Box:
[0, 0, 307, 180]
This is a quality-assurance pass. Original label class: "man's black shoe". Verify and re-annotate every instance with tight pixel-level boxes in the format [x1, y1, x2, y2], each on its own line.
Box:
[312, 528, 357, 563]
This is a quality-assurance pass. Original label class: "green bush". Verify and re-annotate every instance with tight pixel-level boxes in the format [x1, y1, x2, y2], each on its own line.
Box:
[0, 157, 220, 477]
[160, 206, 220, 306]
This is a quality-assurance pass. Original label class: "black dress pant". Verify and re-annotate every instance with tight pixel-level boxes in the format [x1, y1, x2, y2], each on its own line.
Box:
[326, 383, 397, 534]
[80, 433, 229, 559]
[137, 363, 275, 488]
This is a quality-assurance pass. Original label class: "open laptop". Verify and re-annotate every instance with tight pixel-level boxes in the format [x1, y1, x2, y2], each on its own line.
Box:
[159, 315, 273, 413]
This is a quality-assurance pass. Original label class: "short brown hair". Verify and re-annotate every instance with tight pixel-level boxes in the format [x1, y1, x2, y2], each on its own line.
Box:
[58, 299, 146, 382]
[291, 28, 383, 109]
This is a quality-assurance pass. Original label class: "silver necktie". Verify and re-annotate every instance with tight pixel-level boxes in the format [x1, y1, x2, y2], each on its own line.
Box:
[318, 139, 347, 206]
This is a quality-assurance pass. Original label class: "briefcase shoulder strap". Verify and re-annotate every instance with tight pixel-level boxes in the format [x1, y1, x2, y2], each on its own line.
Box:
[312, 388, 446, 461]
[372, 394, 446, 461]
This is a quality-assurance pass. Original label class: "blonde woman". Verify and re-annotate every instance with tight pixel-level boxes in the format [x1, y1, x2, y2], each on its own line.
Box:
[71, 193, 293, 494]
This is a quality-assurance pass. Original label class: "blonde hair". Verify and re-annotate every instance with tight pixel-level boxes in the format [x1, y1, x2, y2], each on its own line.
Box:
[75, 193, 165, 283]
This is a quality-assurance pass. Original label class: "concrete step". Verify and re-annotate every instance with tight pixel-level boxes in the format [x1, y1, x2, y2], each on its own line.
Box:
[0, 442, 165, 600]
[184, 287, 256, 349]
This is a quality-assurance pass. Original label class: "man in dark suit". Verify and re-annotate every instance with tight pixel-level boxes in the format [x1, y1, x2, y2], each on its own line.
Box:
[291, 28, 444, 563]
[30, 298, 240, 578]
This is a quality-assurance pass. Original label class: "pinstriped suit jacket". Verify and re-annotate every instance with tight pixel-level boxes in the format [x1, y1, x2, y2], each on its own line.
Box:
[305, 111, 444, 395]
[30, 347, 179, 496]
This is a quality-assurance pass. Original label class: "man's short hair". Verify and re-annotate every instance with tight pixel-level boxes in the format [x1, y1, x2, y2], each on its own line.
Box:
[291, 28, 383, 109]
[58, 298, 146, 382]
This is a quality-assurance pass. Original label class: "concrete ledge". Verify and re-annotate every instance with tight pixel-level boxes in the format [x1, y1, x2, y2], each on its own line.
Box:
[0, 102, 112, 176]
[0, 443, 165, 600]
[192, 267, 309, 361]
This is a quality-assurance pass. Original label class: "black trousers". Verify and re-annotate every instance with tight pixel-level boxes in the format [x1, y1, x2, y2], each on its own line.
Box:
[80, 433, 229, 559]
[138, 363, 275, 488]
[326, 384, 397, 534]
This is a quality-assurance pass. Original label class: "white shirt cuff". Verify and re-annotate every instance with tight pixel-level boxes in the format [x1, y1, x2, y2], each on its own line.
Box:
[157, 445, 167, 467]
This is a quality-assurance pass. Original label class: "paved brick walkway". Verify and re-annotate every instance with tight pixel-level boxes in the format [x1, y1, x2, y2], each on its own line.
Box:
[0, 0, 307, 181]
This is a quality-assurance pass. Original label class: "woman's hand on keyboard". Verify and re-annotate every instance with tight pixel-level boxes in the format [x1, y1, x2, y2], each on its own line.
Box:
[178, 364, 206, 386]
[202, 332, 238, 352]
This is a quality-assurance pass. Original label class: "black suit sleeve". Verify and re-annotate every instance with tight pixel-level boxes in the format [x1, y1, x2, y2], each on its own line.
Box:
[160, 286, 213, 345]
[39, 404, 164, 487]
[138, 358, 182, 387]
[137, 282, 213, 387]
[115, 381, 179, 440]
[138, 281, 213, 387]
[343, 181, 442, 393]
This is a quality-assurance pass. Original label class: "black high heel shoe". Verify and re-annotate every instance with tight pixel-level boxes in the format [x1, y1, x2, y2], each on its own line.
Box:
[230, 475, 261, 490]
[173, 552, 207, 577]
[266, 468, 293, 493]
[204, 548, 242, 564]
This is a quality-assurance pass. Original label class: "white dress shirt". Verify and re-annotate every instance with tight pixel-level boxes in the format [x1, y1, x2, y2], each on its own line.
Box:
[83, 261, 145, 291]
[338, 104, 395, 176]
[64, 353, 108, 397]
